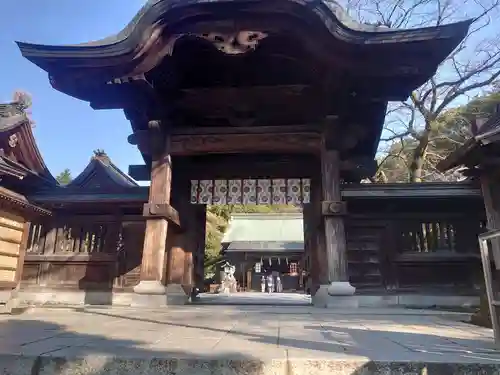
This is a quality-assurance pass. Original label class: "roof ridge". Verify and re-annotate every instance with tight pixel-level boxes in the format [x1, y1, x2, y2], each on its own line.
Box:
[68, 154, 138, 189]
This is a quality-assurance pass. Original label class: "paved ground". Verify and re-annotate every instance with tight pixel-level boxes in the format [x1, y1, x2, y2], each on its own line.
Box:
[1, 306, 500, 374]
[197, 292, 312, 305]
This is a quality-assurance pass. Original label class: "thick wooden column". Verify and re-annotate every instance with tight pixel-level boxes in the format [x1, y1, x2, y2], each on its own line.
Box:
[480, 173, 500, 269]
[164, 173, 205, 303]
[318, 147, 355, 296]
[133, 152, 172, 300]
[321, 149, 348, 282]
[132, 117, 177, 305]
[164, 174, 189, 304]
[303, 174, 327, 296]
[193, 205, 207, 293]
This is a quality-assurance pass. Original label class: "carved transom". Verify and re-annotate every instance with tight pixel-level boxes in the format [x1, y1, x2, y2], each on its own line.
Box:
[191, 178, 310, 205]
[199, 31, 267, 55]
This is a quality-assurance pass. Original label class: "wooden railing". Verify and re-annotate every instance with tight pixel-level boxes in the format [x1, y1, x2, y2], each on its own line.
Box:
[26, 222, 121, 254]
[22, 218, 145, 291]
[390, 216, 485, 289]
[397, 217, 485, 256]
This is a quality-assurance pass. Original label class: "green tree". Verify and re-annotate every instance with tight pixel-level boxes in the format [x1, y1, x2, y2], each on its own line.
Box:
[56, 169, 72, 185]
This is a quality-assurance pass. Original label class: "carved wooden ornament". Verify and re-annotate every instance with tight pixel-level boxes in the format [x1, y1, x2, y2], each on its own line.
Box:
[321, 201, 347, 216]
[8, 134, 18, 148]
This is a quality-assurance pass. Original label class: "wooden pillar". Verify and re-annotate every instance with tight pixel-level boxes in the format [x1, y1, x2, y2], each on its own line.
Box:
[303, 203, 313, 293]
[480, 173, 500, 269]
[164, 172, 206, 303]
[319, 147, 355, 296]
[303, 174, 327, 296]
[133, 152, 172, 300]
[133, 117, 175, 305]
[164, 174, 190, 304]
[193, 205, 207, 293]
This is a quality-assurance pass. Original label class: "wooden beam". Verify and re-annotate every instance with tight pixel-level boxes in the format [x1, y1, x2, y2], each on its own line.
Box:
[129, 154, 376, 181]
[142, 203, 181, 228]
[169, 133, 321, 155]
[170, 125, 323, 135]
[129, 130, 321, 155]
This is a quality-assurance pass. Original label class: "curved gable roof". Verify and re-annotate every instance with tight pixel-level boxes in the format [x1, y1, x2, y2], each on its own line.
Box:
[15, 0, 471, 104]
[67, 152, 138, 189]
[0, 102, 57, 186]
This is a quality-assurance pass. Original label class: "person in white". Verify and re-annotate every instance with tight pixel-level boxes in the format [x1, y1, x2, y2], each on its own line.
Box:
[276, 275, 282, 293]
[267, 274, 274, 294]
[261, 275, 266, 293]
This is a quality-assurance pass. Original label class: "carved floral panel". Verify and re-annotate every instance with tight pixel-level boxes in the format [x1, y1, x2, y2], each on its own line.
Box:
[213, 180, 228, 204]
[272, 179, 287, 204]
[198, 180, 213, 204]
[242, 179, 257, 204]
[302, 179, 311, 204]
[190, 178, 310, 205]
[257, 179, 272, 204]
[190, 180, 199, 204]
[227, 180, 242, 204]
[287, 178, 302, 204]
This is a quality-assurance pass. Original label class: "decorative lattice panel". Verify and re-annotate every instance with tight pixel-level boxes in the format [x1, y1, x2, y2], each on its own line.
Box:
[190, 179, 310, 205]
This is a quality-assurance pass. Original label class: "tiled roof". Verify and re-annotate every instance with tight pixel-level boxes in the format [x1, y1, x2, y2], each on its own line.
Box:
[222, 213, 303, 244]
[67, 153, 138, 189]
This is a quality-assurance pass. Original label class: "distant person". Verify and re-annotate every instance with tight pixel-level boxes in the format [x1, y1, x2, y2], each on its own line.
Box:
[276, 275, 283, 293]
[261, 276, 266, 293]
[267, 274, 274, 294]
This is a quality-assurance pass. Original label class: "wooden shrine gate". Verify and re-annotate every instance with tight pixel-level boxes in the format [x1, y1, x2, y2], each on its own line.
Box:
[127, 148, 350, 307]
[15, 0, 470, 308]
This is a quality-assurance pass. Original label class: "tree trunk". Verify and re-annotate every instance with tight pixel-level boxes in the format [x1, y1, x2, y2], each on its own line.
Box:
[409, 129, 431, 183]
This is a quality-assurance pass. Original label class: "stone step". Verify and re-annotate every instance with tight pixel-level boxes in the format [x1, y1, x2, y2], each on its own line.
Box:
[3, 354, 500, 375]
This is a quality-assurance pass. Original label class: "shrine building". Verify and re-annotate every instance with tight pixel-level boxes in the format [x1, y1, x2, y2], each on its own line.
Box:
[221, 213, 305, 292]
[0, 0, 485, 309]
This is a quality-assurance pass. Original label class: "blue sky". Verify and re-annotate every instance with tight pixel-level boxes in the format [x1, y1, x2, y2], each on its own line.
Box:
[0, 1, 146, 178]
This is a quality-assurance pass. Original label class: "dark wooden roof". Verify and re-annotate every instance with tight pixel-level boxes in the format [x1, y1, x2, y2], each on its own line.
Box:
[27, 152, 140, 208]
[0, 186, 51, 217]
[15, 1, 471, 167]
[342, 181, 481, 199]
[0, 102, 57, 189]
[67, 152, 138, 189]
[16, 0, 470, 105]
[437, 112, 500, 172]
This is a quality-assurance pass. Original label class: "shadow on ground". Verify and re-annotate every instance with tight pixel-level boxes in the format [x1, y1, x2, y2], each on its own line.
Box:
[1, 309, 500, 374]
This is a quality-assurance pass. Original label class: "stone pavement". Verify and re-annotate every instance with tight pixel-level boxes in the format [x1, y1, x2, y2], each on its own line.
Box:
[197, 292, 312, 305]
[0, 306, 500, 374]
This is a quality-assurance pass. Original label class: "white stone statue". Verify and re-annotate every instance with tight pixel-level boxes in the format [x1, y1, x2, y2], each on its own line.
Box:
[218, 261, 238, 294]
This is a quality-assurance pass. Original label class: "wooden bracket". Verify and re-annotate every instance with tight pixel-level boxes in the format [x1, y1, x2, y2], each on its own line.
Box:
[321, 201, 347, 216]
[143, 203, 181, 228]
[127, 120, 169, 157]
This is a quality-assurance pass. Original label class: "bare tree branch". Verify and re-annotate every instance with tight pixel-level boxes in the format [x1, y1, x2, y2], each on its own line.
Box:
[339, 0, 500, 182]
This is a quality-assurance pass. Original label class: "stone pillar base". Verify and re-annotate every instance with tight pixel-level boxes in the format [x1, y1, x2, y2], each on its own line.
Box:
[327, 281, 356, 296]
[166, 284, 189, 305]
[312, 283, 358, 308]
[132, 280, 167, 307]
